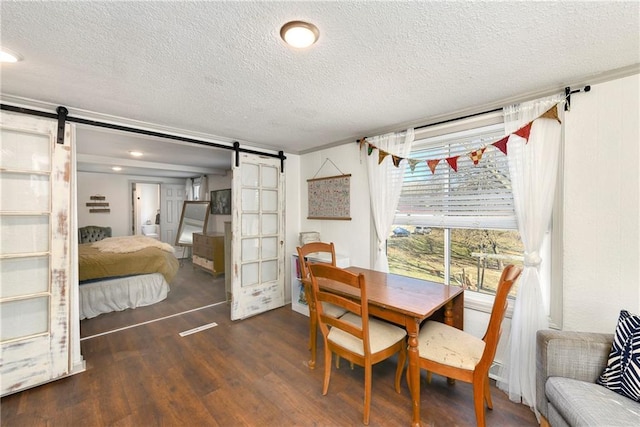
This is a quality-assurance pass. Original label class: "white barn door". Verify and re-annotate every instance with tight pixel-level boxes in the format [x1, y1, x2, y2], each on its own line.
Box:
[0, 111, 72, 396]
[230, 153, 285, 320]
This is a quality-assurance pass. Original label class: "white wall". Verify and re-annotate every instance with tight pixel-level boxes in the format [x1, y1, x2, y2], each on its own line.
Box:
[77, 171, 184, 237]
[299, 144, 371, 268]
[295, 73, 640, 335]
[563, 73, 640, 332]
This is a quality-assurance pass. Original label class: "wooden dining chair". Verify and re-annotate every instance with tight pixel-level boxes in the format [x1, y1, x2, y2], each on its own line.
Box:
[296, 242, 348, 366]
[309, 263, 407, 425]
[412, 264, 522, 427]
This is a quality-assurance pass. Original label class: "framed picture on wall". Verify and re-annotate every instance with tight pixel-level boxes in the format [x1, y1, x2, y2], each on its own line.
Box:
[211, 189, 231, 215]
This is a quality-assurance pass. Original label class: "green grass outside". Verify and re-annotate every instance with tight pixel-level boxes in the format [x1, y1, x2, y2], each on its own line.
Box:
[387, 227, 524, 296]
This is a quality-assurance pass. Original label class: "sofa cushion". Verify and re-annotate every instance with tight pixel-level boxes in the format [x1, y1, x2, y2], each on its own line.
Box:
[546, 377, 640, 426]
[597, 309, 640, 402]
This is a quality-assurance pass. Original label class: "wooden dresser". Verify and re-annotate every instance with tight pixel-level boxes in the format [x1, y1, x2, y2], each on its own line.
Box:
[192, 232, 225, 276]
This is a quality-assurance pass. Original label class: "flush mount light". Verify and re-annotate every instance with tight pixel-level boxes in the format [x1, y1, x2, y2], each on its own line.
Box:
[0, 47, 23, 63]
[129, 150, 143, 157]
[112, 166, 122, 171]
[280, 21, 319, 48]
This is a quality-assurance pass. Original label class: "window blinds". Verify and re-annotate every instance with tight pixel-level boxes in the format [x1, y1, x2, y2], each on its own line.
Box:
[395, 123, 517, 229]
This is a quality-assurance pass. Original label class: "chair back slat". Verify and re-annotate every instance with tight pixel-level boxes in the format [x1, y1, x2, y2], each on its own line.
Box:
[296, 242, 336, 279]
[320, 291, 362, 316]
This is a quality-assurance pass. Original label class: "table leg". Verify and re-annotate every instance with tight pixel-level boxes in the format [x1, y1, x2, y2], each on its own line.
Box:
[305, 283, 318, 369]
[444, 299, 457, 385]
[444, 300, 454, 326]
[407, 319, 421, 427]
[309, 306, 317, 369]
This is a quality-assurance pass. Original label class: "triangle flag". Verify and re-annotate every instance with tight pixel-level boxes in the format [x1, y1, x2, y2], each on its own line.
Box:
[492, 136, 509, 155]
[539, 105, 562, 124]
[408, 158, 420, 172]
[514, 122, 533, 142]
[392, 155, 402, 168]
[367, 144, 374, 156]
[446, 156, 459, 172]
[358, 138, 367, 151]
[378, 149, 389, 164]
[469, 147, 486, 165]
[427, 159, 440, 174]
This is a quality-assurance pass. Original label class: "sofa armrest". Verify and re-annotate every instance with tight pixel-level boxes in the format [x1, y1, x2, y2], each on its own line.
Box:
[536, 329, 613, 420]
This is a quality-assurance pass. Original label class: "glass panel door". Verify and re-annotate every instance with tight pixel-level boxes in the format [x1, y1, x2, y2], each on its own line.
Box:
[230, 153, 285, 320]
[0, 111, 71, 396]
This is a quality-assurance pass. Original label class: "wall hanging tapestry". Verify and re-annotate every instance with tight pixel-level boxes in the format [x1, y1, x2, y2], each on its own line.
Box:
[307, 174, 351, 220]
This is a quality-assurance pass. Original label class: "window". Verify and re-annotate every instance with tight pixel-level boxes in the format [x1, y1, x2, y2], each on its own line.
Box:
[192, 179, 201, 201]
[192, 183, 201, 200]
[388, 116, 524, 298]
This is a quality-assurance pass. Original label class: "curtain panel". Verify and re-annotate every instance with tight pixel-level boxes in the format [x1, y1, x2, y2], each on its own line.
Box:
[366, 129, 414, 272]
[497, 93, 564, 419]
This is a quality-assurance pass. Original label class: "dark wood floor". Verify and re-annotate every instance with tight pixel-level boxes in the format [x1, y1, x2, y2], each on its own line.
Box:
[79, 260, 227, 339]
[2, 261, 538, 426]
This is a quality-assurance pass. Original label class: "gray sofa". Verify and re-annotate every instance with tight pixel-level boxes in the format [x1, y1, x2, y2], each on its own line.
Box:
[536, 330, 640, 426]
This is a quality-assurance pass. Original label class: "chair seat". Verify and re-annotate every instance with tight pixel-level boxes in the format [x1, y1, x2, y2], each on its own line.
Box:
[322, 302, 348, 318]
[329, 312, 407, 356]
[417, 321, 486, 370]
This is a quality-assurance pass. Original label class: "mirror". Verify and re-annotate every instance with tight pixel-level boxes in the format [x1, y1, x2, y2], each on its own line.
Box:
[175, 201, 211, 246]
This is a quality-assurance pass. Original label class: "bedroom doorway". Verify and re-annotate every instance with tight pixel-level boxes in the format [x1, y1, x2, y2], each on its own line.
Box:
[131, 182, 160, 238]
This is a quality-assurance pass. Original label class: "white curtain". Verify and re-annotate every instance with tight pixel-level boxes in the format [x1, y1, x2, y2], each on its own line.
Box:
[497, 94, 564, 418]
[198, 175, 209, 201]
[366, 129, 414, 272]
[185, 178, 193, 201]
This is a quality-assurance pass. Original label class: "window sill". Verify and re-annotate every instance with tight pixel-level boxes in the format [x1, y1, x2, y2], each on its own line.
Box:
[463, 289, 514, 319]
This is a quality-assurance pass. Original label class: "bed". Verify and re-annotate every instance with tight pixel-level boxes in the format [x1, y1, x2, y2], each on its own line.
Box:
[79, 235, 180, 319]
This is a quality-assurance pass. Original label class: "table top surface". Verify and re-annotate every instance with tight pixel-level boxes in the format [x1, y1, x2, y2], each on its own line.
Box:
[312, 266, 464, 320]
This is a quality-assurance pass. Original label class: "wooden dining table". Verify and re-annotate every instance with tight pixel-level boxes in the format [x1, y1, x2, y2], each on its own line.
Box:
[304, 266, 464, 427]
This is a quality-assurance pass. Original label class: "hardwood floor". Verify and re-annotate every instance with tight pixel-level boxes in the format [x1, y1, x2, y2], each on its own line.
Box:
[80, 260, 227, 338]
[2, 261, 538, 426]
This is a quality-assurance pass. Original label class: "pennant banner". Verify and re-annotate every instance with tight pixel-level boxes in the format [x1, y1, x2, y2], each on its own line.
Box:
[378, 149, 389, 164]
[446, 156, 459, 172]
[469, 147, 486, 165]
[540, 104, 561, 124]
[358, 102, 562, 174]
[514, 122, 533, 142]
[492, 136, 509, 155]
[427, 159, 440, 175]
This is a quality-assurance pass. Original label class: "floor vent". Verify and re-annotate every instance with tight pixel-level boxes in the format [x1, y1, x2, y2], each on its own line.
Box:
[179, 322, 218, 337]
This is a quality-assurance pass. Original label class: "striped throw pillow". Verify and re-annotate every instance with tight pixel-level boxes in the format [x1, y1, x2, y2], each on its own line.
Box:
[597, 310, 640, 402]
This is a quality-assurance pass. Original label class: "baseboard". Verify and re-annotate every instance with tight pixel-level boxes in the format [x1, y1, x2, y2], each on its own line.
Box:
[489, 361, 503, 382]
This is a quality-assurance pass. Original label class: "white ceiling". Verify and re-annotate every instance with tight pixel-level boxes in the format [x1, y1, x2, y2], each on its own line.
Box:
[1, 1, 638, 177]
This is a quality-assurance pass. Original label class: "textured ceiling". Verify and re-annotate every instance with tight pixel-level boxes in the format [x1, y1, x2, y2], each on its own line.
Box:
[1, 1, 639, 176]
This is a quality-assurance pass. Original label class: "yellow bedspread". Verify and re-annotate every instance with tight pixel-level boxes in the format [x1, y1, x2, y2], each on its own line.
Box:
[79, 240, 179, 283]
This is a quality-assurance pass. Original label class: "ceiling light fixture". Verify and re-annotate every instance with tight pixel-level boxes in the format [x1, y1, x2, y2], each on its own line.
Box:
[112, 166, 122, 171]
[129, 150, 143, 157]
[0, 48, 23, 63]
[280, 21, 319, 48]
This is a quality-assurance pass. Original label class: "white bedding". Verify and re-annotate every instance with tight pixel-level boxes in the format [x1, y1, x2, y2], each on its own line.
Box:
[79, 273, 170, 320]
